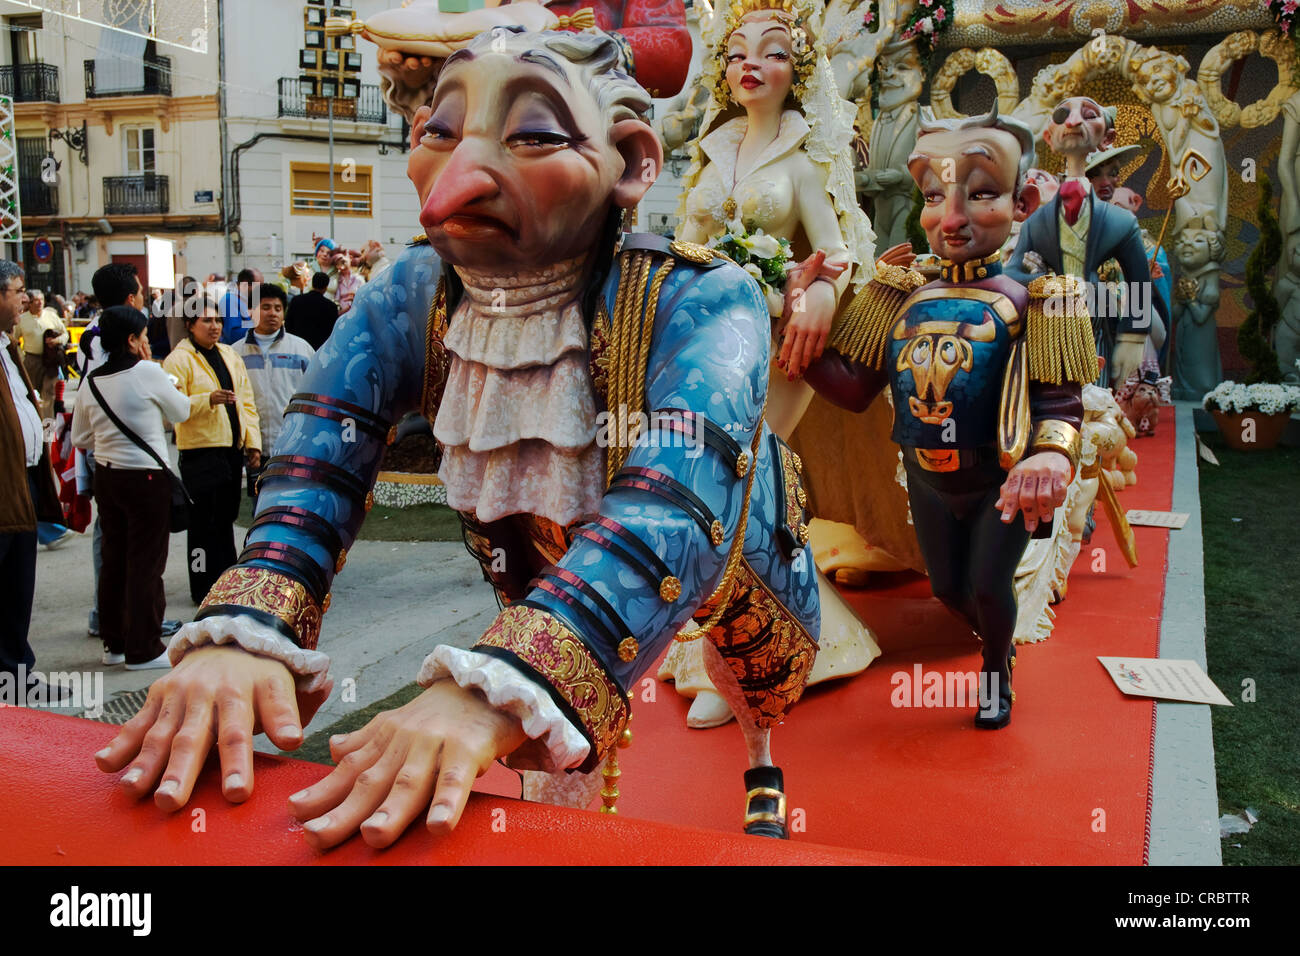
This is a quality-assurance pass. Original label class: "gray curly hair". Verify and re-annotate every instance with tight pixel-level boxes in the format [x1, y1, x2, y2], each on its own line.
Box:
[445, 28, 650, 124]
[916, 103, 1037, 197]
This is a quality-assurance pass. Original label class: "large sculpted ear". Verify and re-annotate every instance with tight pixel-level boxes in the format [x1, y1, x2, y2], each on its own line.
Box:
[409, 105, 431, 151]
[1014, 180, 1042, 223]
[610, 119, 664, 210]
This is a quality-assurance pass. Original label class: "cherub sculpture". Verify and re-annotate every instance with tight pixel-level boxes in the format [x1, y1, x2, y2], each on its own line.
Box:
[1169, 216, 1225, 400]
[96, 28, 821, 845]
[1274, 240, 1300, 384]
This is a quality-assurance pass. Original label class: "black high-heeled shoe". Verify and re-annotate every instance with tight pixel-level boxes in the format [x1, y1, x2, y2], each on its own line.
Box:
[743, 765, 788, 839]
[974, 646, 1015, 730]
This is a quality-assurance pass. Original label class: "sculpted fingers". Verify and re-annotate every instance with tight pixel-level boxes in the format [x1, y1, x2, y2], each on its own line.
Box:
[777, 330, 795, 372]
[253, 673, 304, 751]
[216, 691, 256, 802]
[1019, 474, 1040, 531]
[301, 739, 411, 851]
[155, 696, 219, 811]
[95, 683, 164, 772]
[998, 471, 1022, 522]
[118, 692, 187, 798]
[426, 739, 490, 836]
[360, 738, 442, 849]
[288, 738, 386, 823]
[1036, 478, 1058, 523]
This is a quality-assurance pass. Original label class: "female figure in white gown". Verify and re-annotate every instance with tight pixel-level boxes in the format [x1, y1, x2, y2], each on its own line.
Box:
[661, 0, 883, 726]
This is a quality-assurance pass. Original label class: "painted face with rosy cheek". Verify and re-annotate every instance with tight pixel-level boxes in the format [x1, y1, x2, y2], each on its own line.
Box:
[1088, 160, 1122, 202]
[1110, 186, 1143, 214]
[1024, 168, 1060, 204]
[1045, 96, 1111, 159]
[910, 128, 1035, 265]
[407, 49, 623, 271]
[725, 15, 795, 113]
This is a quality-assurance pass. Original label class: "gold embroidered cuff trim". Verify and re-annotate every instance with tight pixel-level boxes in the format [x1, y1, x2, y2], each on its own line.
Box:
[198, 566, 324, 651]
[1030, 420, 1082, 477]
[474, 604, 630, 764]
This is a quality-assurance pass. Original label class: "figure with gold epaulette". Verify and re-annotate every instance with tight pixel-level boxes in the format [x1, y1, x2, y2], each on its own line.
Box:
[95, 28, 819, 846]
[804, 106, 1096, 729]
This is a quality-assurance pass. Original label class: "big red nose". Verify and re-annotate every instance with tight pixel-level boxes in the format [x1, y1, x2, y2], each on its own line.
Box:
[419, 140, 502, 231]
[940, 196, 969, 235]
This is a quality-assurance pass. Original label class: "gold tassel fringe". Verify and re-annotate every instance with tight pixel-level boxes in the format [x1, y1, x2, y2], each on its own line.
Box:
[1025, 275, 1097, 385]
[827, 266, 923, 370]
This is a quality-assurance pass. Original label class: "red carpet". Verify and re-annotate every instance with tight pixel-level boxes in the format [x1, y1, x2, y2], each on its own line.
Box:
[0, 423, 1178, 865]
[0, 708, 919, 865]
[575, 418, 1179, 864]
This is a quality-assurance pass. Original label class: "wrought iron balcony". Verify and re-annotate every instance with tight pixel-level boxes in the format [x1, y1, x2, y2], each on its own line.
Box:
[84, 55, 172, 97]
[277, 78, 388, 125]
[19, 181, 58, 217]
[103, 175, 169, 215]
[17, 138, 57, 216]
[0, 63, 60, 103]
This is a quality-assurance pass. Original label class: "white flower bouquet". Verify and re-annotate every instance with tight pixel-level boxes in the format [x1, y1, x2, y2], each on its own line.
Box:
[1202, 380, 1300, 415]
[708, 221, 793, 316]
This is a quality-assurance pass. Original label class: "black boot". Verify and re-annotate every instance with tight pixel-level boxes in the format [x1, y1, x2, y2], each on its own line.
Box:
[743, 766, 788, 839]
[974, 645, 1014, 729]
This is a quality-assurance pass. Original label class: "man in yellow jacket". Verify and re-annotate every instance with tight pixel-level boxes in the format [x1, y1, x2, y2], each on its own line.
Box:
[163, 308, 260, 603]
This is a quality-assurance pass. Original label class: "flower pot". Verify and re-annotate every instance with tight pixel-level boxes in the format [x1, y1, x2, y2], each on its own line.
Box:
[1209, 409, 1291, 450]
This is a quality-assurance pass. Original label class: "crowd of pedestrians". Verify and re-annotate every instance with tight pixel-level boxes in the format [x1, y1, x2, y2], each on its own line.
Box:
[0, 234, 378, 690]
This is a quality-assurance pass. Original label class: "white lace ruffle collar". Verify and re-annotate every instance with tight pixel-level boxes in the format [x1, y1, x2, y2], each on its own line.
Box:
[698, 109, 811, 189]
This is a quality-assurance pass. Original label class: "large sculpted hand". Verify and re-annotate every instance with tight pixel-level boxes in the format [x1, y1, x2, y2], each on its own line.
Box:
[95, 645, 329, 809]
[1021, 251, 1047, 276]
[377, 47, 439, 95]
[288, 679, 528, 849]
[995, 451, 1073, 534]
[1109, 335, 1146, 390]
[876, 241, 916, 269]
[778, 250, 844, 379]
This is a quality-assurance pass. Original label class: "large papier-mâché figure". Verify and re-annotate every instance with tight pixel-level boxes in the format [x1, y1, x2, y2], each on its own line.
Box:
[96, 28, 819, 846]
[663, 0, 882, 729]
[341, 0, 692, 122]
[805, 106, 1092, 729]
[1005, 96, 1168, 390]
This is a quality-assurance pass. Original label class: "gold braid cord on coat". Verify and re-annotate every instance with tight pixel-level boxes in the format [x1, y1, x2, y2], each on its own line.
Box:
[826, 265, 927, 369]
[1024, 274, 1097, 386]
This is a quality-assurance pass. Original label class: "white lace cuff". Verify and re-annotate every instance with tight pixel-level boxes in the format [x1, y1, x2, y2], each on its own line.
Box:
[169, 614, 332, 695]
[417, 645, 590, 773]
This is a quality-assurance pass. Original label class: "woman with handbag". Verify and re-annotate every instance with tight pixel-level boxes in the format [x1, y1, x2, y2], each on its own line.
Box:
[71, 306, 192, 669]
[163, 300, 261, 604]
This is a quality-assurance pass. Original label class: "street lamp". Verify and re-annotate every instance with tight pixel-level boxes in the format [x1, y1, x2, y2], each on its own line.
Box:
[299, 0, 362, 236]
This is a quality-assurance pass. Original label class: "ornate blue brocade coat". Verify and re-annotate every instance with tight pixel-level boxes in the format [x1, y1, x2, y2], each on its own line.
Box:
[195, 234, 820, 771]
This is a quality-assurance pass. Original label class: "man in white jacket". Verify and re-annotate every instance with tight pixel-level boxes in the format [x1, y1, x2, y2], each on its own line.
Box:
[233, 284, 314, 474]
